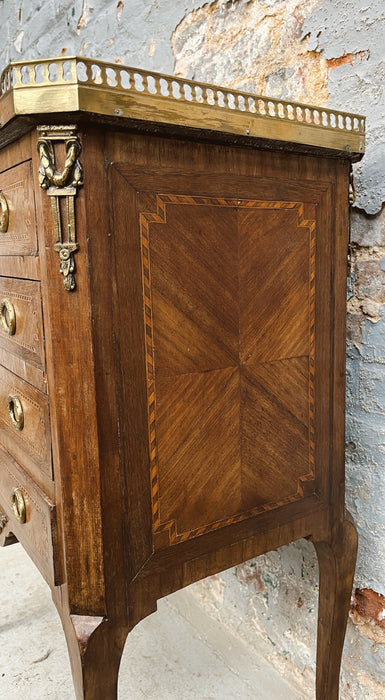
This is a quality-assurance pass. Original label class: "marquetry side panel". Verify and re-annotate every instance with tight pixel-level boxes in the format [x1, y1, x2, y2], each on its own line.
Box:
[139, 194, 316, 548]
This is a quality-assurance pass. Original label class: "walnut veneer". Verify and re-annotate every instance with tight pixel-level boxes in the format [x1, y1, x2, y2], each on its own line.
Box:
[0, 57, 365, 699]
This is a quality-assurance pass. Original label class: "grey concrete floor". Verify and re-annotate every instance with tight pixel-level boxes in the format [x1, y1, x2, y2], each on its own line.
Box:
[0, 543, 304, 699]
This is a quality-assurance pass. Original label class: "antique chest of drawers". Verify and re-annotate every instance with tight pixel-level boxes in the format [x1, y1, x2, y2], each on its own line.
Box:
[0, 57, 365, 699]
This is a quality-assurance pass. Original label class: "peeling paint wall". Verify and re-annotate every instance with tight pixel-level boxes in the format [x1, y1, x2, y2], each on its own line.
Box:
[172, 0, 328, 103]
[0, 1, 205, 77]
[1, 1, 385, 697]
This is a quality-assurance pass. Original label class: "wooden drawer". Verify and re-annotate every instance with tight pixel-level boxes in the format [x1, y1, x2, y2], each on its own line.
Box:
[0, 365, 53, 492]
[0, 277, 45, 387]
[0, 445, 60, 586]
[0, 161, 37, 255]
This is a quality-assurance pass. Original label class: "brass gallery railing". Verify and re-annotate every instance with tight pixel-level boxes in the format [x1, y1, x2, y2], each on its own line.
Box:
[0, 57, 365, 155]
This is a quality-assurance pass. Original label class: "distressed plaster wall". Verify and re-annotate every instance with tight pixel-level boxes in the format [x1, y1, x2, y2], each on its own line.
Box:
[0, 0, 205, 76]
[1, 1, 385, 697]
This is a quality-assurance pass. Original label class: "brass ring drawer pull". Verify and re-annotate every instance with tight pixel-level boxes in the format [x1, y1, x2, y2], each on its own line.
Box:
[7, 394, 24, 431]
[0, 192, 9, 233]
[11, 488, 26, 524]
[0, 298, 16, 335]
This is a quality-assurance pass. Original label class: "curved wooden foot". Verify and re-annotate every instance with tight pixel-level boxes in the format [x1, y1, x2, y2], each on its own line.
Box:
[313, 512, 358, 700]
[53, 588, 129, 700]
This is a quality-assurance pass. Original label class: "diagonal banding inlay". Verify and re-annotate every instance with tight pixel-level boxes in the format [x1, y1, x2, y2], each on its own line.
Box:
[140, 194, 316, 547]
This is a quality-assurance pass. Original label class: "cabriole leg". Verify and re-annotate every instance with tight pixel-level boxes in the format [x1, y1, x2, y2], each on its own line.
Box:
[53, 589, 129, 700]
[313, 512, 358, 700]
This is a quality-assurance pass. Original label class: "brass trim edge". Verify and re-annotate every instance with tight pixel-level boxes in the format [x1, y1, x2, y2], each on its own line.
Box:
[37, 125, 83, 291]
[0, 56, 365, 155]
[347, 167, 357, 278]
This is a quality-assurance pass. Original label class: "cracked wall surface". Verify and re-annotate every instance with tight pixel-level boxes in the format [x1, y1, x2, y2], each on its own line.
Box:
[0, 0, 206, 75]
[303, 0, 385, 216]
[1, 0, 385, 697]
[172, 0, 327, 103]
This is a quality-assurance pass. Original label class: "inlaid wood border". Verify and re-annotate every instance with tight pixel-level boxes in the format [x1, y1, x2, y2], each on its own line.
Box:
[140, 195, 316, 546]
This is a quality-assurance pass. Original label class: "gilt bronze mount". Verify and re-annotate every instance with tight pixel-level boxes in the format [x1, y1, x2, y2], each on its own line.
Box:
[37, 125, 83, 291]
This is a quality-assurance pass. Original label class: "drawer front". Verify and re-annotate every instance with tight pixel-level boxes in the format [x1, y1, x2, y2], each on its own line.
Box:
[0, 365, 52, 490]
[0, 161, 37, 255]
[0, 446, 60, 586]
[0, 277, 45, 374]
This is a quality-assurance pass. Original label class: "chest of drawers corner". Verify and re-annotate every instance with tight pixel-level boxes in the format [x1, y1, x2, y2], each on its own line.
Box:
[0, 56, 365, 700]
[0, 138, 61, 589]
